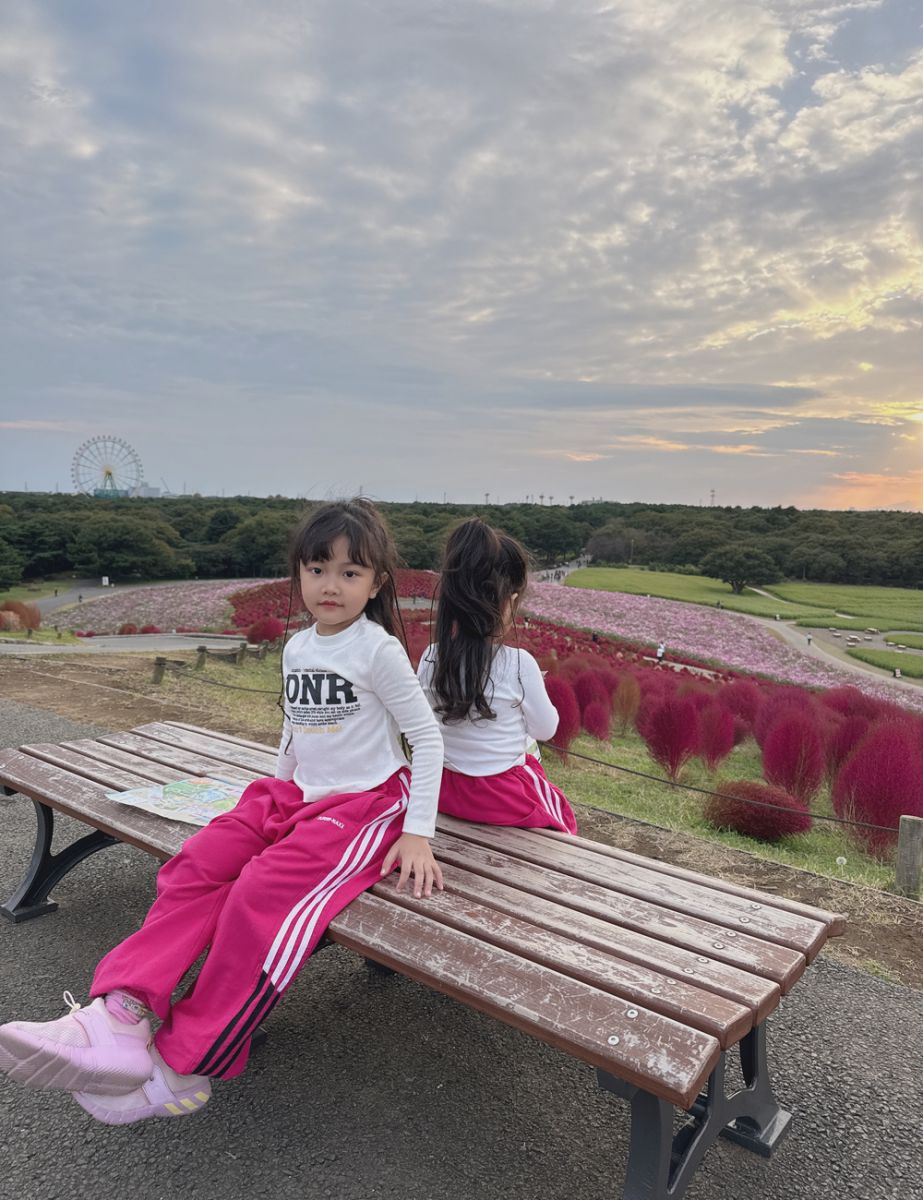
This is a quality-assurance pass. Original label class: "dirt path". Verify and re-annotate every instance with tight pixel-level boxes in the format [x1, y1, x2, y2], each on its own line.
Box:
[1, 650, 920, 990]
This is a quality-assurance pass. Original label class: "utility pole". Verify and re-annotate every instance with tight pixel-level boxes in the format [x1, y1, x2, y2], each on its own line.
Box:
[484, 492, 490, 506]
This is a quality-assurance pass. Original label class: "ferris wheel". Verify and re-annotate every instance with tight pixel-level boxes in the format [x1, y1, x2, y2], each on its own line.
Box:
[71, 436, 145, 497]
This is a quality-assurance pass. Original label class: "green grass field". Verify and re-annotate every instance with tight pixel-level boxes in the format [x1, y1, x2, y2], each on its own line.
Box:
[793, 615, 923, 632]
[0, 628, 79, 644]
[0, 580, 61, 604]
[566, 567, 833, 619]
[767, 580, 923, 625]
[884, 633, 923, 650]
[846, 646, 923, 678]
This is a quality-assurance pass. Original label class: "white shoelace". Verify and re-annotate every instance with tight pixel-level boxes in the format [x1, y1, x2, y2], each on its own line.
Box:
[62, 991, 82, 1015]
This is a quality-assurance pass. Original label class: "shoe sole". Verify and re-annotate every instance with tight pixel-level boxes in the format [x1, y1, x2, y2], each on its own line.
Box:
[0, 1028, 152, 1096]
[74, 1084, 212, 1125]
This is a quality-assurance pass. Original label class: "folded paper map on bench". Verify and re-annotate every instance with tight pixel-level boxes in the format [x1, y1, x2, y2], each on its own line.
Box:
[106, 778, 246, 826]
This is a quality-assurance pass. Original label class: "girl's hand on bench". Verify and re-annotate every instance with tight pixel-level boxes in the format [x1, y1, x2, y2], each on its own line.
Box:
[381, 834, 445, 899]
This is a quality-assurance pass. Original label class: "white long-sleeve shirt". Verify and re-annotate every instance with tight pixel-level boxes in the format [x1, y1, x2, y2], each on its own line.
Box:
[276, 616, 443, 837]
[416, 644, 559, 776]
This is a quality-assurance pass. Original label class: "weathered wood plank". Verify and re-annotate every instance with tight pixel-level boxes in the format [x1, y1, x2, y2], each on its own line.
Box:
[435, 863, 780, 1022]
[161, 721, 279, 755]
[0, 750, 184, 858]
[60, 740, 188, 784]
[21, 744, 165, 792]
[373, 883, 752, 1048]
[432, 832, 805, 992]
[97, 732, 262, 785]
[328, 892, 721, 1110]
[436, 820, 828, 961]
[528, 823, 848, 936]
[132, 723, 276, 774]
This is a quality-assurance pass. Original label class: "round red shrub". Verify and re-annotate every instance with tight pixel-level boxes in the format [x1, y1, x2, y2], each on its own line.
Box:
[246, 616, 285, 644]
[697, 703, 736, 771]
[754, 688, 815, 748]
[819, 685, 884, 722]
[0, 600, 41, 630]
[704, 780, 812, 842]
[613, 673, 641, 735]
[825, 715, 870, 781]
[572, 671, 609, 715]
[715, 679, 762, 728]
[640, 696, 700, 782]
[139, 624, 161, 635]
[118, 623, 138, 636]
[832, 724, 923, 858]
[583, 700, 611, 742]
[544, 676, 581, 761]
[761, 713, 825, 803]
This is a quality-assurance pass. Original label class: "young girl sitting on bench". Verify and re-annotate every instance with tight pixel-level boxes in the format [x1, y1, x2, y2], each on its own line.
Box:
[417, 518, 577, 835]
[0, 499, 444, 1125]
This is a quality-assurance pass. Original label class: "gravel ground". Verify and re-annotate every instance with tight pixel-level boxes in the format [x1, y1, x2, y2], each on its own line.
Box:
[0, 699, 921, 1200]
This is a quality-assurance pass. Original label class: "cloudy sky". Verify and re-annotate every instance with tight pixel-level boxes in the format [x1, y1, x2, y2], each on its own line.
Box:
[1, 0, 922, 508]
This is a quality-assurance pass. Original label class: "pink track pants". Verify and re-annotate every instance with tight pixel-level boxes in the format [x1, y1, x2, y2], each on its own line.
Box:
[438, 755, 578, 834]
[91, 770, 409, 1080]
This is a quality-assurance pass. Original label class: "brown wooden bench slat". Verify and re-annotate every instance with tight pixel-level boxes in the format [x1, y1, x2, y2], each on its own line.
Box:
[132, 723, 277, 773]
[437, 820, 828, 961]
[161, 720, 281, 755]
[440, 863, 780, 1022]
[98, 732, 263, 783]
[0, 750, 183, 859]
[374, 883, 753, 1048]
[60, 740, 189, 784]
[533, 824, 848, 936]
[21, 744, 169, 792]
[432, 831, 806, 992]
[328, 892, 721, 1110]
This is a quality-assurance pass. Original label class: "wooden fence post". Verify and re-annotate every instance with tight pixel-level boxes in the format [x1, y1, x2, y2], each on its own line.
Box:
[152, 657, 166, 684]
[195, 646, 207, 670]
[896, 815, 923, 898]
[258, 641, 268, 660]
[236, 642, 247, 666]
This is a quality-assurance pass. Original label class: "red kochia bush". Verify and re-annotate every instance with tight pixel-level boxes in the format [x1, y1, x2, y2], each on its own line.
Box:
[613, 673, 641, 735]
[246, 616, 285, 644]
[832, 724, 923, 858]
[762, 713, 825, 803]
[697, 703, 736, 771]
[139, 624, 161, 634]
[118, 623, 138, 635]
[819, 685, 884, 722]
[0, 600, 41, 630]
[704, 780, 812, 842]
[641, 696, 700, 782]
[825, 715, 870, 781]
[754, 688, 815, 748]
[544, 676, 581, 761]
[715, 678, 762, 729]
[583, 700, 611, 742]
[572, 672, 609, 715]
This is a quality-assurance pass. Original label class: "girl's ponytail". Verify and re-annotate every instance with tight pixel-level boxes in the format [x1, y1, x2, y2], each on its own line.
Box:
[431, 518, 528, 722]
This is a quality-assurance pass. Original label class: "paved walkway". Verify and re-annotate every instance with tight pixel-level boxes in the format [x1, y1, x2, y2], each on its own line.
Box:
[1, 701, 920, 1200]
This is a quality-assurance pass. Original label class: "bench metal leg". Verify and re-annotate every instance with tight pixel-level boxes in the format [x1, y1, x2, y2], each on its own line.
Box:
[0, 797, 117, 923]
[598, 1022, 792, 1200]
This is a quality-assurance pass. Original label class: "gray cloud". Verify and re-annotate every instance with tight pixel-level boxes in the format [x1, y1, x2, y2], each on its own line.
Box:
[1, 0, 921, 507]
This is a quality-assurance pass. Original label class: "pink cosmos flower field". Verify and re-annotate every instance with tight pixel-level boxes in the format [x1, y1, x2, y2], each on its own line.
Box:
[59, 580, 260, 633]
[525, 583, 923, 714]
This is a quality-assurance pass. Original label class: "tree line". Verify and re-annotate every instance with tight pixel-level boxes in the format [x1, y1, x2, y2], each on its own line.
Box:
[0, 491, 920, 591]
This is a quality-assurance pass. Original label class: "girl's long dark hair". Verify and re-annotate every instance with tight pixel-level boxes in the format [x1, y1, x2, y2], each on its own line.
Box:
[431, 518, 529, 722]
[287, 498, 405, 645]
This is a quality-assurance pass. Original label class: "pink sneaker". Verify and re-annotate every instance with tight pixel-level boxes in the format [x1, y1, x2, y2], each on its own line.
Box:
[0, 993, 154, 1096]
[74, 1047, 211, 1125]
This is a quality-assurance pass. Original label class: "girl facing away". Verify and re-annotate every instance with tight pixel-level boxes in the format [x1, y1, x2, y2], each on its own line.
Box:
[0, 499, 444, 1125]
[417, 518, 578, 835]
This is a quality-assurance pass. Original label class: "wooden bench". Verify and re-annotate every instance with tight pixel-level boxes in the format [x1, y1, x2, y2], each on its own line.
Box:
[0, 720, 846, 1200]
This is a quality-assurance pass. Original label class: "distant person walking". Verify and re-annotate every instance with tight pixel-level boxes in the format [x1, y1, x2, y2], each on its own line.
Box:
[655, 641, 666, 665]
